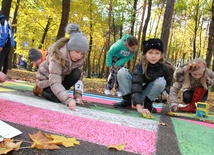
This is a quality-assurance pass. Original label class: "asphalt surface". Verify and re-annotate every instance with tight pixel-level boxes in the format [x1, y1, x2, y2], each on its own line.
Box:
[0, 81, 214, 155]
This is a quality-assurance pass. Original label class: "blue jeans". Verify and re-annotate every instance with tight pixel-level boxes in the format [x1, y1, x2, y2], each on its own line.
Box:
[117, 68, 166, 101]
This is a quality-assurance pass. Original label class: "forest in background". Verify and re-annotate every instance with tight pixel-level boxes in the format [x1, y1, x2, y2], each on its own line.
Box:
[1, 0, 214, 78]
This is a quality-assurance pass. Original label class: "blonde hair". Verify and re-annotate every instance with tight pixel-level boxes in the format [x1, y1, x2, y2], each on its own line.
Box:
[137, 51, 164, 79]
[183, 58, 207, 89]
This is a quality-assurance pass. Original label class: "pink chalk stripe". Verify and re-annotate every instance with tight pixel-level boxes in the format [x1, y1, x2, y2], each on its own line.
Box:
[0, 99, 156, 154]
[82, 96, 115, 105]
[179, 118, 214, 128]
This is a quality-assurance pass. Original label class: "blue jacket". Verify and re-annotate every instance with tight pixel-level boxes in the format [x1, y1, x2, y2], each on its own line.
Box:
[0, 15, 15, 48]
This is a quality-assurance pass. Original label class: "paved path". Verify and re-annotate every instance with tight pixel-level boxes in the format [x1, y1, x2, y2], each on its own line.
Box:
[0, 81, 214, 155]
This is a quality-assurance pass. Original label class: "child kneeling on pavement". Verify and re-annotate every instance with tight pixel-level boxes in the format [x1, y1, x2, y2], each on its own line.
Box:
[33, 23, 89, 111]
[170, 58, 214, 112]
[113, 38, 171, 116]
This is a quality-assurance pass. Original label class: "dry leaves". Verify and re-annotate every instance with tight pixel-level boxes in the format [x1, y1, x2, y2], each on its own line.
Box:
[0, 131, 80, 154]
[29, 131, 60, 150]
[108, 143, 125, 151]
[159, 122, 168, 126]
[141, 113, 154, 119]
[0, 138, 22, 154]
[45, 133, 80, 147]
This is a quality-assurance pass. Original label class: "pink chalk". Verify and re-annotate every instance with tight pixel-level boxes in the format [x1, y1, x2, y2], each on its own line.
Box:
[179, 118, 214, 128]
[0, 99, 157, 154]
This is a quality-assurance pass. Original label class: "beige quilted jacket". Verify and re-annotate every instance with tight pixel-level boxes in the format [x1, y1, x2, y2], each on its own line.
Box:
[36, 37, 85, 105]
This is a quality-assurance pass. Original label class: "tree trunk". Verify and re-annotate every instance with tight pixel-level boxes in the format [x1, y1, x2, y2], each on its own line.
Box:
[103, 0, 112, 80]
[56, 0, 70, 40]
[160, 0, 175, 55]
[206, 0, 214, 69]
[192, 0, 200, 59]
[86, 0, 93, 78]
[132, 0, 147, 71]
[128, 0, 138, 70]
[39, 17, 52, 49]
[141, 0, 152, 50]
[154, 0, 165, 38]
[1, 0, 12, 20]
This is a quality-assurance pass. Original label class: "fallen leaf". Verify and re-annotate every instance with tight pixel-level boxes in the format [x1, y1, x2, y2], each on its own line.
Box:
[142, 113, 154, 119]
[159, 122, 168, 126]
[29, 131, 59, 150]
[108, 143, 125, 151]
[166, 112, 178, 117]
[0, 140, 22, 154]
[0, 147, 13, 154]
[45, 133, 80, 147]
[4, 141, 22, 151]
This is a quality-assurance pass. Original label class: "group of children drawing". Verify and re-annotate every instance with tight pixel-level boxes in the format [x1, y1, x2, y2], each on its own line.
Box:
[2, 23, 214, 116]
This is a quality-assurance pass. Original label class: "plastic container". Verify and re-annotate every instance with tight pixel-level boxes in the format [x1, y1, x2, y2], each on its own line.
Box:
[196, 102, 209, 117]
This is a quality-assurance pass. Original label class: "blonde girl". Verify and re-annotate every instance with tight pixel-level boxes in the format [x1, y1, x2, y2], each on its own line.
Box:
[113, 38, 171, 116]
[170, 58, 214, 112]
[33, 23, 89, 111]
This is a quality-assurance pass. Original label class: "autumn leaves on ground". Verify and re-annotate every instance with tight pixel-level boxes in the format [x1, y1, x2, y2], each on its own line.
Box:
[6, 69, 214, 109]
[0, 131, 80, 154]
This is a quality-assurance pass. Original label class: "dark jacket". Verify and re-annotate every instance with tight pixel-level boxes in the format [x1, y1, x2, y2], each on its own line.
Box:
[131, 62, 170, 106]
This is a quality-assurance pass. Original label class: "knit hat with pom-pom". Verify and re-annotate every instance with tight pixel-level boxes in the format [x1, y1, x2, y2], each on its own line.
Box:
[66, 23, 89, 53]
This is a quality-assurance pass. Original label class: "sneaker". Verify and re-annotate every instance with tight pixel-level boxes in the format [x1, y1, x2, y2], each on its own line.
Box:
[116, 91, 122, 97]
[104, 89, 111, 95]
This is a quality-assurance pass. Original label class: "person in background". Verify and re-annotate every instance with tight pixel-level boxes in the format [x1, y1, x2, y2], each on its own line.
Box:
[0, 71, 6, 83]
[28, 48, 47, 66]
[0, 10, 15, 74]
[113, 38, 170, 116]
[170, 58, 214, 112]
[33, 23, 89, 111]
[104, 34, 138, 97]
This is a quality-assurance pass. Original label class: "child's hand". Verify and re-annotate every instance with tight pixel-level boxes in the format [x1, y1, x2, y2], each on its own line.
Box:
[171, 105, 178, 112]
[113, 64, 118, 69]
[68, 100, 76, 111]
[139, 109, 151, 116]
[76, 97, 84, 105]
[136, 104, 151, 116]
[162, 91, 169, 99]
[207, 77, 211, 84]
[0, 72, 6, 83]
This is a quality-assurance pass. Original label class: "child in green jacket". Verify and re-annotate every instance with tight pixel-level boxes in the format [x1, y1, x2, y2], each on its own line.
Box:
[104, 34, 138, 97]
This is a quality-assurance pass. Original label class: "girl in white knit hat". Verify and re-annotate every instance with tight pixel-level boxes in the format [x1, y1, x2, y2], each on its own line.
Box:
[33, 23, 89, 111]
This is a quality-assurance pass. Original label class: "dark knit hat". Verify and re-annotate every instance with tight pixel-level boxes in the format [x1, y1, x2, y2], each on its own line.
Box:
[143, 38, 163, 54]
[66, 23, 89, 53]
[28, 48, 42, 62]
